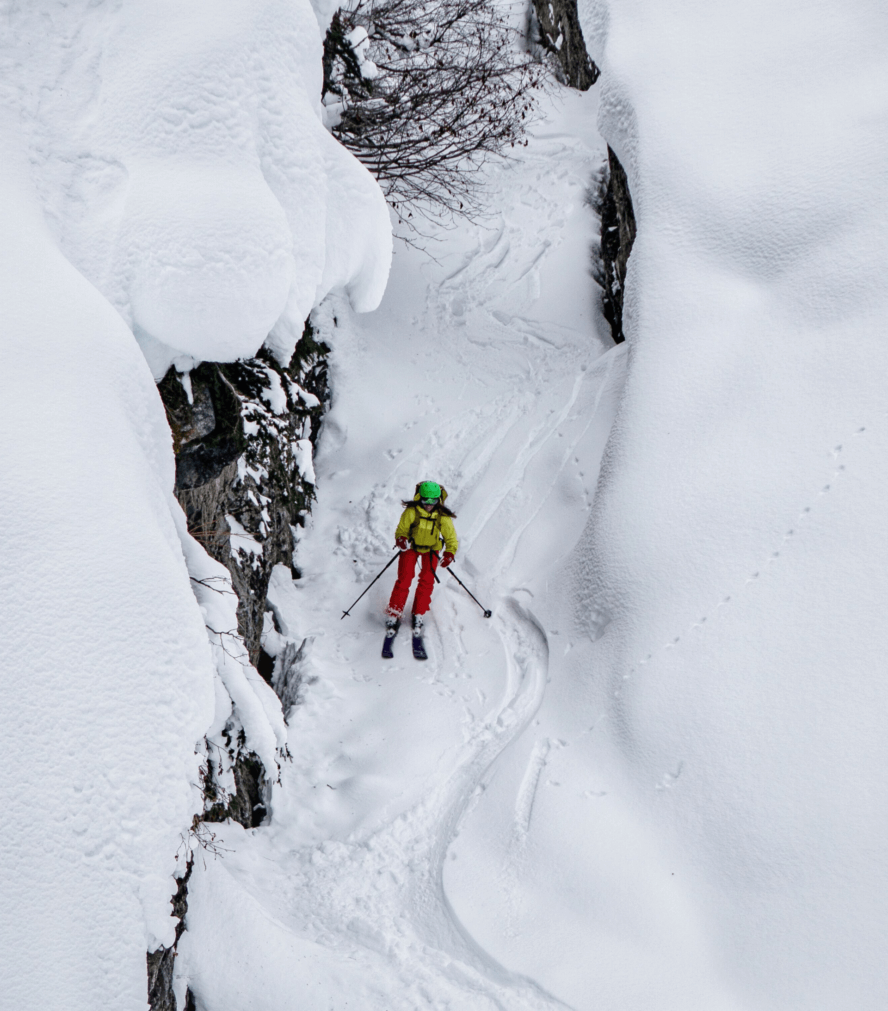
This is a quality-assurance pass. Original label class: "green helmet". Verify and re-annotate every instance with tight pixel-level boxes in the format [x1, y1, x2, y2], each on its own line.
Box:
[418, 480, 442, 500]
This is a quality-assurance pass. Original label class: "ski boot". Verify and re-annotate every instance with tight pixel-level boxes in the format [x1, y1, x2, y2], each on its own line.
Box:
[411, 614, 428, 661]
[382, 617, 400, 659]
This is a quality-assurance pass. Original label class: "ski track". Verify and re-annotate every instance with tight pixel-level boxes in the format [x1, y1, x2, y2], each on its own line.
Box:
[230, 450, 572, 1007]
[203, 90, 613, 1009]
[248, 407, 577, 1007]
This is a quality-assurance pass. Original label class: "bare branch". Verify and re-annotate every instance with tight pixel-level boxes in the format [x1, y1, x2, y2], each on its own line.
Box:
[190, 575, 238, 596]
[323, 0, 546, 222]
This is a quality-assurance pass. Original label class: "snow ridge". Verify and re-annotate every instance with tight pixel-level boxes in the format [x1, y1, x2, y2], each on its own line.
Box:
[1, 2, 392, 1007]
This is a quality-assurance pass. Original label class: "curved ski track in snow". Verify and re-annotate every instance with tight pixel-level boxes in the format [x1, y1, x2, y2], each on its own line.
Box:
[189, 389, 591, 1008]
[181, 89, 618, 1010]
[246, 384, 598, 1008]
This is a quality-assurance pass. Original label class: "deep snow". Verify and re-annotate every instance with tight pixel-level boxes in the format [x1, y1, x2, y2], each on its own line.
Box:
[177, 86, 624, 1009]
[0, 110, 215, 1010]
[0, 2, 389, 1008]
[563, 0, 888, 1006]
[2, 0, 887, 1008]
[4, 0, 390, 374]
[181, 2, 888, 1007]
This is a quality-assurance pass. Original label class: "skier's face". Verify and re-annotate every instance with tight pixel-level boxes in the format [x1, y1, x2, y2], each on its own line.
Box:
[421, 498, 439, 509]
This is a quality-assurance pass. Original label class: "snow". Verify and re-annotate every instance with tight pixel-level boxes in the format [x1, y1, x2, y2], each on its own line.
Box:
[181, 3, 887, 1007]
[8, 0, 391, 371]
[347, 27, 381, 80]
[4, 0, 887, 1006]
[1, 1, 390, 1008]
[182, 515, 287, 774]
[560, 0, 888, 1005]
[0, 111, 215, 1006]
[226, 514, 265, 558]
[178, 86, 624, 1009]
[293, 439, 317, 486]
[288, 379, 322, 409]
[258, 367, 289, 416]
[178, 371, 195, 406]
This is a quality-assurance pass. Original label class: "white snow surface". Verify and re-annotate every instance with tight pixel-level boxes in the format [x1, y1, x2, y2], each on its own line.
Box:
[0, 2, 390, 1008]
[3, 0, 391, 373]
[182, 6, 888, 1011]
[3, 1, 887, 1007]
[0, 113, 215, 1009]
[565, 1, 888, 1007]
[178, 87, 625, 1009]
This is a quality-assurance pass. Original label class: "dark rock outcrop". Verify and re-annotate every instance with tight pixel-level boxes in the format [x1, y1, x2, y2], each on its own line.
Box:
[593, 147, 637, 344]
[530, 0, 599, 90]
[524, 0, 636, 343]
[147, 320, 329, 1011]
[202, 749, 269, 829]
[146, 864, 192, 1011]
[158, 320, 329, 664]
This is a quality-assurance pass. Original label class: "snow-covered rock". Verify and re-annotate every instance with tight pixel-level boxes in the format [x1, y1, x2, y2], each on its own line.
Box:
[0, 2, 391, 1008]
[10, 0, 391, 371]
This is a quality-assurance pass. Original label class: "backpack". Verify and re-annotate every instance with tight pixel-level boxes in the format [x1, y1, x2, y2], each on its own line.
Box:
[408, 504, 445, 550]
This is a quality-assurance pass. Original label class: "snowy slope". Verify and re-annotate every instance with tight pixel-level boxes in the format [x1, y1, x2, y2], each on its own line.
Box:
[182, 3, 888, 1008]
[4, 0, 884, 1006]
[568, 1, 888, 1006]
[176, 87, 625, 1009]
[0, 3, 390, 1009]
[0, 110, 215, 1011]
[448, 0, 888, 1007]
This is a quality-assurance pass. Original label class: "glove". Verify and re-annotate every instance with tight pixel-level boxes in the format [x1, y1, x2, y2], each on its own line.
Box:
[440, 551, 455, 568]
[396, 537, 409, 551]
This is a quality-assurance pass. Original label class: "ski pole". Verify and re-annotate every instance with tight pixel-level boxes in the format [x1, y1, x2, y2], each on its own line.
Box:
[446, 566, 492, 618]
[341, 551, 401, 619]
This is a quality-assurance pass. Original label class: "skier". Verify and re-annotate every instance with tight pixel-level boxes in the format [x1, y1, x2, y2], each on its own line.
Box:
[383, 480, 458, 659]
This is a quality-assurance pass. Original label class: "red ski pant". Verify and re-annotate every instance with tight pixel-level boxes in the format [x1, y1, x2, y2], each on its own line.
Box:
[386, 548, 439, 617]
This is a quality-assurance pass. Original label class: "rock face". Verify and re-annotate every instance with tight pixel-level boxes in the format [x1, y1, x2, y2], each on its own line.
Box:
[594, 147, 637, 344]
[158, 321, 328, 666]
[531, 0, 599, 90]
[202, 751, 270, 829]
[146, 867, 192, 1011]
[146, 320, 328, 1011]
[527, 0, 635, 345]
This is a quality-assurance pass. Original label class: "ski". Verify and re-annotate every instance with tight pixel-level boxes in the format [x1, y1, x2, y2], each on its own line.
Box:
[382, 619, 400, 658]
[412, 634, 428, 661]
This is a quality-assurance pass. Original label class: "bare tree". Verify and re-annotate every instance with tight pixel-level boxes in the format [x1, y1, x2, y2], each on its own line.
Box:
[323, 0, 544, 221]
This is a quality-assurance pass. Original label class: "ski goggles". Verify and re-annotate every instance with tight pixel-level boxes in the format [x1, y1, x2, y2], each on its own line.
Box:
[420, 497, 439, 508]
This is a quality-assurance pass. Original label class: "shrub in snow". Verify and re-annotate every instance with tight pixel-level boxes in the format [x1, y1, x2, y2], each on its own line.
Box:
[322, 0, 544, 221]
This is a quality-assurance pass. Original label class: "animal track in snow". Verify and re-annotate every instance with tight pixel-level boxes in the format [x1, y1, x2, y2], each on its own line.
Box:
[622, 421, 876, 685]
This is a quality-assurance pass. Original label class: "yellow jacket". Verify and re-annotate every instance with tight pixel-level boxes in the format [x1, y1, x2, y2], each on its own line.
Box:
[395, 490, 458, 555]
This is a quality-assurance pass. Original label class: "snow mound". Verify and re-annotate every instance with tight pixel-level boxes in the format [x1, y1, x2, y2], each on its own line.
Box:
[0, 1, 391, 1007]
[14, 0, 391, 371]
[562, 0, 888, 1006]
[0, 117, 216, 1008]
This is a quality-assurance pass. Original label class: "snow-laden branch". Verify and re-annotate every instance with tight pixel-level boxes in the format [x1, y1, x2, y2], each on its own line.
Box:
[323, 0, 546, 222]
